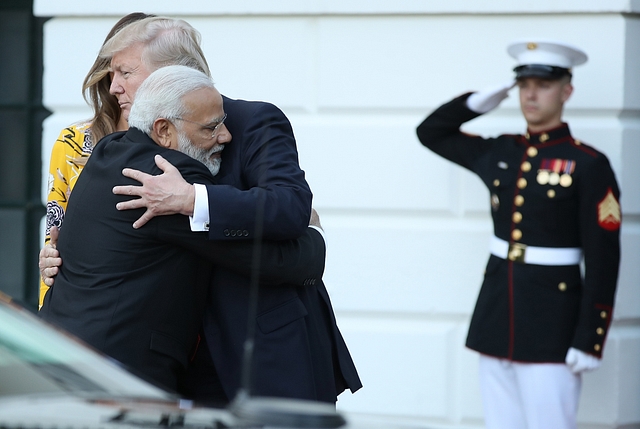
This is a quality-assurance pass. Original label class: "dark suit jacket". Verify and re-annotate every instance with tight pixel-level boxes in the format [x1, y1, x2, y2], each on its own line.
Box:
[39, 128, 325, 392]
[205, 96, 312, 240]
[192, 96, 362, 403]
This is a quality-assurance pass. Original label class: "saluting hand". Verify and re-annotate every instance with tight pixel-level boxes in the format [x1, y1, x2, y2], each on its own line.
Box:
[466, 80, 516, 114]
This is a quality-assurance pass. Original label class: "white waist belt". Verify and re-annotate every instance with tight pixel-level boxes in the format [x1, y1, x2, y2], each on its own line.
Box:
[490, 236, 582, 266]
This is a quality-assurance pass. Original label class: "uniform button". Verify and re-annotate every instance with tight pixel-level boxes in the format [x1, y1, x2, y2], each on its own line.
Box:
[547, 189, 556, 198]
[521, 161, 532, 172]
[513, 212, 522, 223]
[224, 229, 230, 237]
[527, 147, 538, 157]
[231, 230, 237, 237]
[558, 282, 567, 291]
[525, 132, 530, 140]
[539, 133, 549, 143]
[594, 344, 601, 352]
[493, 179, 500, 187]
[600, 311, 608, 319]
[243, 230, 249, 237]
[514, 195, 524, 206]
[596, 327, 605, 335]
[512, 229, 522, 240]
[574, 139, 581, 146]
[517, 178, 527, 189]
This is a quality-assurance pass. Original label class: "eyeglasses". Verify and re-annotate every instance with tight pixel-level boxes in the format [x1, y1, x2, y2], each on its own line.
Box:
[174, 113, 227, 139]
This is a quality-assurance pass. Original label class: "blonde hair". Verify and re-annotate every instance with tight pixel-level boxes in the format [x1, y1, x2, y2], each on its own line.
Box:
[81, 13, 154, 151]
[100, 16, 211, 77]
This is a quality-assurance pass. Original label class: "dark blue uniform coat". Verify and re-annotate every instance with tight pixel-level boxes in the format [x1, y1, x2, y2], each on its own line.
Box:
[417, 94, 621, 362]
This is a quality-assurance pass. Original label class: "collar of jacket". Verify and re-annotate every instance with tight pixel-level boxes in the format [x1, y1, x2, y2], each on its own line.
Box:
[122, 127, 157, 145]
[523, 122, 571, 145]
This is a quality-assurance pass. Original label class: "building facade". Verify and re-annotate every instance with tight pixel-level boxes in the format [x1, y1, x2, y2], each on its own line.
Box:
[35, 1, 640, 428]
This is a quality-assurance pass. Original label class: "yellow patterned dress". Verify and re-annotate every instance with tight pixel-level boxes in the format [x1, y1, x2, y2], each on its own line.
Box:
[40, 122, 94, 307]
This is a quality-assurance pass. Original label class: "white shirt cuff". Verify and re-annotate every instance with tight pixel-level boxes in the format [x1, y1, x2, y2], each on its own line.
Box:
[189, 183, 210, 232]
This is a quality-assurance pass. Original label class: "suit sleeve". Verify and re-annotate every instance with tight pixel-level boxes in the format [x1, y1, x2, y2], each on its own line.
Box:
[206, 102, 312, 240]
[571, 154, 621, 357]
[159, 222, 325, 286]
[155, 151, 323, 286]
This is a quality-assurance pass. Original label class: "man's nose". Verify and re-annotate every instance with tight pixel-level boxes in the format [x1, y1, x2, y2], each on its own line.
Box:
[110, 77, 123, 95]
[217, 124, 232, 144]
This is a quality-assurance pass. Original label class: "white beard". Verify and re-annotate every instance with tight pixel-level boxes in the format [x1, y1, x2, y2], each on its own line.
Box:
[177, 130, 222, 176]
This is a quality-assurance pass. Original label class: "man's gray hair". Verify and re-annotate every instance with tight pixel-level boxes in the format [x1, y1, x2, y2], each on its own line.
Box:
[100, 16, 210, 77]
[128, 65, 215, 133]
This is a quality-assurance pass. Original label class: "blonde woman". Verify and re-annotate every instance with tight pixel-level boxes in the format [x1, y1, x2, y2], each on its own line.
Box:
[40, 13, 152, 307]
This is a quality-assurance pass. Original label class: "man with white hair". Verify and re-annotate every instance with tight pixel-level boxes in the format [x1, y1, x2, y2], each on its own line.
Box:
[39, 16, 362, 404]
[416, 40, 621, 429]
[39, 65, 326, 393]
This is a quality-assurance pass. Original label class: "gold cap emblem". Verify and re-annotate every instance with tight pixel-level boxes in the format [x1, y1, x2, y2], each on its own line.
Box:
[527, 42, 538, 50]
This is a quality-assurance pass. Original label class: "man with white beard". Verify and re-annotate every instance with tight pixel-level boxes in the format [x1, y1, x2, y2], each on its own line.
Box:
[39, 65, 327, 393]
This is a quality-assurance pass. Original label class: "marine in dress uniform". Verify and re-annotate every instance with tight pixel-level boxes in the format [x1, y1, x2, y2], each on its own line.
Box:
[416, 40, 621, 429]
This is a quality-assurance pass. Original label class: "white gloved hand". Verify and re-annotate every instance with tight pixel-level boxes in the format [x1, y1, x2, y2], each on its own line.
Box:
[466, 80, 516, 114]
[565, 347, 601, 374]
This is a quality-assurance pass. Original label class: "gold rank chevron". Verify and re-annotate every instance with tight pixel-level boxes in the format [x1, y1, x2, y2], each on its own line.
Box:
[598, 189, 621, 230]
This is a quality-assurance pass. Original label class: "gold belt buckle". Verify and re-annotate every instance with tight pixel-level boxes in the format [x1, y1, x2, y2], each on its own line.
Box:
[508, 242, 527, 263]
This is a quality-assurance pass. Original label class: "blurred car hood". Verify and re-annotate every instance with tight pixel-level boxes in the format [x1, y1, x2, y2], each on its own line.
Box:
[0, 292, 435, 429]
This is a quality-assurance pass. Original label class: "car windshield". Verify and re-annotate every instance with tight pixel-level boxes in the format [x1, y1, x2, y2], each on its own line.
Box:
[0, 293, 170, 400]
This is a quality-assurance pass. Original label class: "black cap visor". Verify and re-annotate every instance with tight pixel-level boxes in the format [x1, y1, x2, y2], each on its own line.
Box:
[514, 64, 571, 80]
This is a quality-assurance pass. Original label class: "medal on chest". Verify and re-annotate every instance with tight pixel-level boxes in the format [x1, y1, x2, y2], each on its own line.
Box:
[536, 158, 575, 187]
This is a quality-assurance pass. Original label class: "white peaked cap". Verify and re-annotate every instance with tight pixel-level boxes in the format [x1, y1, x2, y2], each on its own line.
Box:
[507, 39, 588, 69]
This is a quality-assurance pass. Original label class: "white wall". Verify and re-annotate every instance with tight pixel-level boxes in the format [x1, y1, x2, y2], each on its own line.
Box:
[35, 2, 640, 428]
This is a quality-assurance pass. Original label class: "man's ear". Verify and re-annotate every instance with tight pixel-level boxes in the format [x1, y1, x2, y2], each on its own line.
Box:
[561, 82, 574, 103]
[152, 118, 174, 148]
